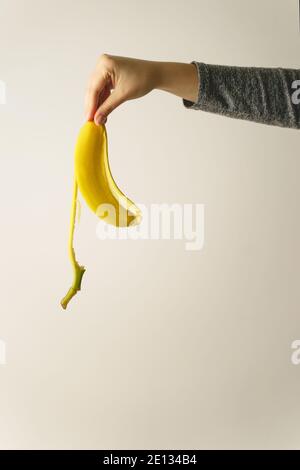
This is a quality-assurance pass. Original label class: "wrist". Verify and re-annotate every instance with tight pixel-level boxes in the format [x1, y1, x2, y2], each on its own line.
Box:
[152, 61, 199, 103]
[152, 61, 171, 91]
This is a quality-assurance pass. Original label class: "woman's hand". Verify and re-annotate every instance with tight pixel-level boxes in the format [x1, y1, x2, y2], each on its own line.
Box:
[85, 54, 199, 125]
[85, 54, 159, 124]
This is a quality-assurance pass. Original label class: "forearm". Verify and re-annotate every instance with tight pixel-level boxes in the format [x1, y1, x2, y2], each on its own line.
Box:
[153, 59, 300, 129]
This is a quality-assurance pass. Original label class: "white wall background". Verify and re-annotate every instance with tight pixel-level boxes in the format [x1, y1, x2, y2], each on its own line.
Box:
[0, 0, 300, 450]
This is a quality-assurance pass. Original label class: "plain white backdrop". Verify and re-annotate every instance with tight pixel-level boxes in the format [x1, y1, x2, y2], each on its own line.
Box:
[0, 0, 300, 449]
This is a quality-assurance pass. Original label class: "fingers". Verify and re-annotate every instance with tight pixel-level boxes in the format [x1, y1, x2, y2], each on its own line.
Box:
[96, 84, 110, 124]
[85, 72, 111, 121]
[85, 54, 115, 122]
[94, 89, 125, 125]
[85, 54, 128, 124]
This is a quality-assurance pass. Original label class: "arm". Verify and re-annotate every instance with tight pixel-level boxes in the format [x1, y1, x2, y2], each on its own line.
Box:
[85, 55, 300, 129]
[85, 55, 199, 124]
[182, 62, 300, 129]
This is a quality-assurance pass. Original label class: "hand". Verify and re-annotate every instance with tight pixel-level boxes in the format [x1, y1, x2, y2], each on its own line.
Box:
[84, 54, 199, 125]
[85, 54, 159, 125]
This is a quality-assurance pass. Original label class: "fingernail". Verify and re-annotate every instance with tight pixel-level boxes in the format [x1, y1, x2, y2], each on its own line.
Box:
[97, 113, 105, 125]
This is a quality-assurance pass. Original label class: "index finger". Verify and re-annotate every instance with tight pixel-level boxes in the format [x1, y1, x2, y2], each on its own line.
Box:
[84, 73, 109, 121]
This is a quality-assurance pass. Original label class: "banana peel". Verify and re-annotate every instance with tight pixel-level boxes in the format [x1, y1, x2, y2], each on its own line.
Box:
[61, 122, 141, 309]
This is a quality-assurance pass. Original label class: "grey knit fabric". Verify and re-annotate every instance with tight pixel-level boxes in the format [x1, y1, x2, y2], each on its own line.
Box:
[183, 61, 300, 129]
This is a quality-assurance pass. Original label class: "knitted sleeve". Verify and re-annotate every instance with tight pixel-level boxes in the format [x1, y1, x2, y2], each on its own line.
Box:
[183, 61, 300, 129]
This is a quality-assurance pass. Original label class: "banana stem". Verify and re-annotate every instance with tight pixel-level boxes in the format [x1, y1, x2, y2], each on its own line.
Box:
[61, 177, 85, 310]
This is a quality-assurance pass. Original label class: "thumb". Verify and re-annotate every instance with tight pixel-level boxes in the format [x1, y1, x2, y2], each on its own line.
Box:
[94, 89, 125, 125]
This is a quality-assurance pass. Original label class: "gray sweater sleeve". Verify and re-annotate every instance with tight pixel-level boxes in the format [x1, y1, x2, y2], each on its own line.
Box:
[183, 61, 300, 129]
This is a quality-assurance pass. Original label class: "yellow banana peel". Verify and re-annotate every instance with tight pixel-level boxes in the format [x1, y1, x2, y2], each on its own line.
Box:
[61, 122, 141, 310]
